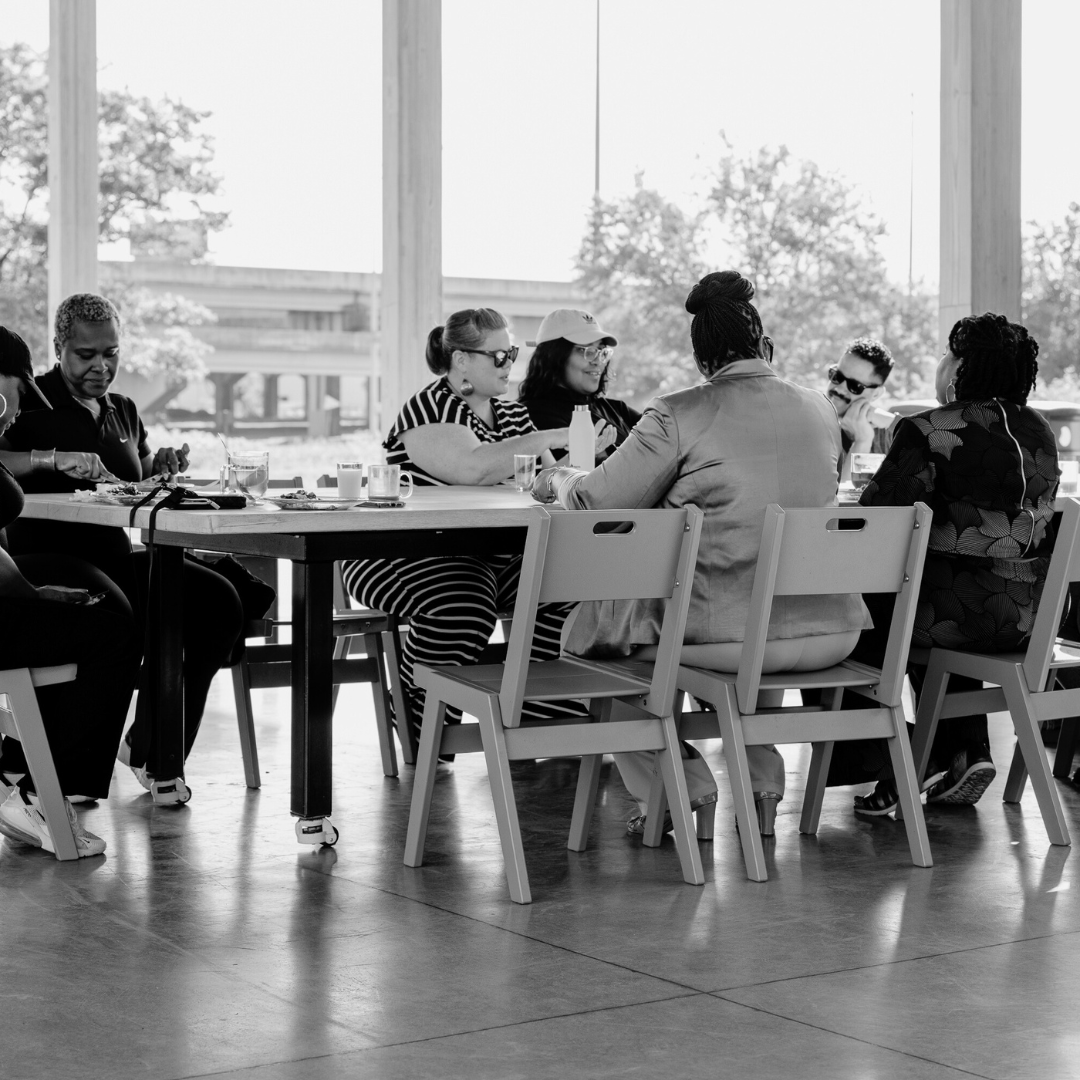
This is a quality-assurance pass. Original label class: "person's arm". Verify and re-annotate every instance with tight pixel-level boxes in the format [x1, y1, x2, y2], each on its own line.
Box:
[0, 447, 118, 483]
[536, 400, 680, 510]
[400, 423, 571, 486]
[0, 547, 88, 602]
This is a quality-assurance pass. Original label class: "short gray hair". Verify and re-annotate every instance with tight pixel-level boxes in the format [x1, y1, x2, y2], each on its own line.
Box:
[54, 293, 122, 349]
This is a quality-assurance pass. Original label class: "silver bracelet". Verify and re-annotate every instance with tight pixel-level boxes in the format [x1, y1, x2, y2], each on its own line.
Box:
[30, 449, 57, 472]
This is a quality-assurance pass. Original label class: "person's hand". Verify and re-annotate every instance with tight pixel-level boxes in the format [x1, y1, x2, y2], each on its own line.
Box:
[531, 467, 557, 504]
[545, 427, 571, 451]
[594, 420, 617, 455]
[152, 442, 190, 477]
[55, 451, 120, 484]
[35, 585, 90, 604]
[840, 398, 875, 454]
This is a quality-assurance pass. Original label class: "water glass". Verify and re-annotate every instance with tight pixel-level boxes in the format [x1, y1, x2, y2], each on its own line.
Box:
[1061, 459, 1079, 496]
[337, 461, 365, 500]
[849, 452, 885, 487]
[368, 464, 413, 500]
[514, 454, 537, 492]
[228, 451, 270, 499]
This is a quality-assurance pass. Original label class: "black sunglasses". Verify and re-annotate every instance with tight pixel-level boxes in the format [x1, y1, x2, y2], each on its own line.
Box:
[465, 346, 519, 369]
[827, 365, 880, 397]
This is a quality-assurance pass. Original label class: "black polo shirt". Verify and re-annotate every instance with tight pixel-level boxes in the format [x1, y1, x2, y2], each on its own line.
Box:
[3, 365, 150, 492]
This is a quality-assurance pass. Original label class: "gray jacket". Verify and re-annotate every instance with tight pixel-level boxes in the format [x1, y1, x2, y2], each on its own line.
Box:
[559, 358, 871, 656]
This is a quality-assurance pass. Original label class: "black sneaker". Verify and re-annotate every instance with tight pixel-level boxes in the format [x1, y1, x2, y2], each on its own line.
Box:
[925, 746, 996, 805]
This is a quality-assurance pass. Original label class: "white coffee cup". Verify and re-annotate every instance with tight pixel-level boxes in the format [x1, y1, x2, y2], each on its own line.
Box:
[367, 464, 413, 500]
[337, 461, 364, 500]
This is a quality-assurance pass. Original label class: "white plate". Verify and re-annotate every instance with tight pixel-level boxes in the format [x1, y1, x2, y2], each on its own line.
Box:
[265, 496, 361, 511]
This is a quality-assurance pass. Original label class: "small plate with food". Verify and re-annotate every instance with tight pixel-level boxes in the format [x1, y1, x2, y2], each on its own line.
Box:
[264, 491, 362, 511]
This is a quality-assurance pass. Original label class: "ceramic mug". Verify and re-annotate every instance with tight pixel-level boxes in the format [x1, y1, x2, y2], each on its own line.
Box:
[367, 464, 413, 500]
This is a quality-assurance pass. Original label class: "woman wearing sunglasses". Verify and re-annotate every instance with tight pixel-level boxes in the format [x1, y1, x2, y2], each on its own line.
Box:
[517, 309, 637, 463]
[341, 307, 587, 739]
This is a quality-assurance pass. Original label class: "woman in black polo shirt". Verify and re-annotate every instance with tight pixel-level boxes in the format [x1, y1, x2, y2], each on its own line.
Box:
[0, 294, 245, 807]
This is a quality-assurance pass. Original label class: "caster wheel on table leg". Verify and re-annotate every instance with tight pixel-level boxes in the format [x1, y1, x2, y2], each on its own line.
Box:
[295, 817, 339, 846]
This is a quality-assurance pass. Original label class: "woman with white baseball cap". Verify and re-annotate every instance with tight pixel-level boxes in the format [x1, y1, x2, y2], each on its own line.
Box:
[518, 309, 638, 463]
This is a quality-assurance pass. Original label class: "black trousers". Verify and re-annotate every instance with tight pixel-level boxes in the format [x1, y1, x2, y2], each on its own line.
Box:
[0, 555, 140, 797]
[7, 520, 245, 768]
[822, 592, 989, 786]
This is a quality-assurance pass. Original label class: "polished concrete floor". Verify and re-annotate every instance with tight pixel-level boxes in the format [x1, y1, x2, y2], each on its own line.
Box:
[3, 673, 1080, 1079]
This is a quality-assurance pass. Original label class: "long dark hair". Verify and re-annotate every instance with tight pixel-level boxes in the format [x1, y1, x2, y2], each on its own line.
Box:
[425, 308, 508, 375]
[949, 313, 1039, 406]
[518, 338, 610, 400]
[684, 270, 764, 375]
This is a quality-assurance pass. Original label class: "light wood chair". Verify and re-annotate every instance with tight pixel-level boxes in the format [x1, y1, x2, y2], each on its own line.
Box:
[909, 497, 1080, 847]
[669, 503, 934, 882]
[0, 665, 81, 860]
[404, 504, 705, 904]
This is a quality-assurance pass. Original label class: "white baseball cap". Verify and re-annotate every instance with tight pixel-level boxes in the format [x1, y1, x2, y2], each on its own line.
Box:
[526, 309, 618, 348]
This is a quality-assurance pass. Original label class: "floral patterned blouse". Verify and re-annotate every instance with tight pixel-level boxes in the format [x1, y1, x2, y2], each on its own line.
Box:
[860, 399, 1059, 651]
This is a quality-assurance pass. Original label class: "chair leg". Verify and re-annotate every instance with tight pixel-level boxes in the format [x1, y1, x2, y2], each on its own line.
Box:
[885, 706, 933, 868]
[568, 755, 602, 852]
[800, 742, 835, 835]
[1002, 669, 1071, 846]
[717, 687, 768, 882]
[911, 652, 950, 781]
[230, 663, 261, 790]
[364, 633, 398, 778]
[383, 627, 417, 765]
[5, 670, 79, 861]
[656, 714, 705, 886]
[643, 766, 667, 848]
[403, 695, 447, 868]
[1003, 742, 1028, 803]
[476, 703, 532, 904]
[1053, 716, 1080, 779]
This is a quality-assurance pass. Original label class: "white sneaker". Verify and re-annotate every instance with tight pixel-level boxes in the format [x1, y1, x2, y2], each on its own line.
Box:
[0, 788, 106, 857]
[119, 739, 191, 805]
[0, 772, 24, 801]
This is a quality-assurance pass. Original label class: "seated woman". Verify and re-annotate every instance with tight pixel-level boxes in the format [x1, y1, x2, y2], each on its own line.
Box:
[0, 340, 140, 857]
[341, 307, 596, 735]
[518, 308, 638, 462]
[840, 313, 1056, 814]
[0, 294, 245, 806]
[533, 271, 870, 835]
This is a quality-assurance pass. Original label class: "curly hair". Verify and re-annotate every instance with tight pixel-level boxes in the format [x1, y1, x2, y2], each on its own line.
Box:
[54, 293, 122, 352]
[684, 270, 764, 375]
[518, 338, 610, 400]
[845, 337, 894, 383]
[425, 308, 508, 375]
[949, 313, 1039, 406]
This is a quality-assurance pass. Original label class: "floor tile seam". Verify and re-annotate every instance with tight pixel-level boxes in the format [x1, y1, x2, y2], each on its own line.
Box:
[315, 871, 712, 994]
[706, 995, 993, 1079]
[701, 924, 1080, 994]
[167, 992, 713, 1080]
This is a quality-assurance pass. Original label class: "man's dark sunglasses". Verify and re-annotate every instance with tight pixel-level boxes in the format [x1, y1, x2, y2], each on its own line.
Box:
[466, 346, 519, 369]
[827, 365, 880, 397]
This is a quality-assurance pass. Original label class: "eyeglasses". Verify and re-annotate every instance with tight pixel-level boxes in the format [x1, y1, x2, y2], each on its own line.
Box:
[827, 366, 881, 397]
[465, 346, 519, 369]
[575, 345, 613, 364]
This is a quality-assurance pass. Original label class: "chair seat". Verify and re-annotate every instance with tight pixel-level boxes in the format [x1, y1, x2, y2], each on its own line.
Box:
[419, 657, 654, 703]
[679, 659, 880, 695]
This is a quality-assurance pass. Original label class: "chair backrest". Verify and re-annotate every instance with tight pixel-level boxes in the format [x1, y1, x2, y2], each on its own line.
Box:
[499, 505, 703, 726]
[317, 474, 336, 488]
[736, 503, 932, 712]
[1021, 497, 1080, 692]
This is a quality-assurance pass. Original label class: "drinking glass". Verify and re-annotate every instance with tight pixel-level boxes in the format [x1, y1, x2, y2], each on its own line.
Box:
[367, 464, 413, 500]
[514, 454, 537, 492]
[1060, 459, 1079, 496]
[849, 452, 885, 488]
[337, 461, 364, 500]
[228, 451, 270, 499]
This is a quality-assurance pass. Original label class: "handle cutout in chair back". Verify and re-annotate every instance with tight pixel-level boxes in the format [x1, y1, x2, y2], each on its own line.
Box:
[592, 520, 636, 535]
[826, 516, 867, 532]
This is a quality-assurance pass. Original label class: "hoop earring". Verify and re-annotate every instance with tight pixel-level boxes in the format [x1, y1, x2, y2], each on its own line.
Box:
[946, 381, 956, 403]
[460, 378, 474, 397]
[0, 393, 7, 418]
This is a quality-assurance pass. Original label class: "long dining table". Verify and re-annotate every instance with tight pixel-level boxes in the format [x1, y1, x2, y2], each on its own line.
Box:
[19, 486, 537, 839]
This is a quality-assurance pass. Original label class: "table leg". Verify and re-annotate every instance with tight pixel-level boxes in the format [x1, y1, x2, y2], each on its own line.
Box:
[291, 559, 334, 820]
[147, 544, 185, 779]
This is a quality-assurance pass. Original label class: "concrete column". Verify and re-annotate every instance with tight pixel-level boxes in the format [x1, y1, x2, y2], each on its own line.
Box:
[939, 0, 1022, 348]
[381, 0, 442, 430]
[48, 0, 99, 333]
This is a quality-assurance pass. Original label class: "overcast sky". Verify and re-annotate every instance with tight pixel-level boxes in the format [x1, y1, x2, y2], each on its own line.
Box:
[3, 0, 1077, 288]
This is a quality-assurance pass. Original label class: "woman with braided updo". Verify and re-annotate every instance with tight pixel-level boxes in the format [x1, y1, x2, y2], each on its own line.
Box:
[533, 270, 870, 836]
[839, 312, 1058, 814]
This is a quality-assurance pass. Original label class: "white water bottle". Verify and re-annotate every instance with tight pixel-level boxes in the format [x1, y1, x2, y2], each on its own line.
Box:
[568, 404, 596, 469]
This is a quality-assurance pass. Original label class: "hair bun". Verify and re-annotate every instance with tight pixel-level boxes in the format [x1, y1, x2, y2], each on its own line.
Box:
[685, 270, 755, 315]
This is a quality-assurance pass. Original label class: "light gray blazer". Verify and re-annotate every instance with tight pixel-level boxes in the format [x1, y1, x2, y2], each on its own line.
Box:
[559, 358, 871, 656]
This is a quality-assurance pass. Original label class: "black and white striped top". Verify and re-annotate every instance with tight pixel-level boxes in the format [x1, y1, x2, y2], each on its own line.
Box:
[384, 377, 537, 486]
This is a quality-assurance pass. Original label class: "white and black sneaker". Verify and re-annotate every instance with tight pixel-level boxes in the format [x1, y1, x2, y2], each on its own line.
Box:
[926, 747, 996, 805]
[118, 736, 191, 805]
[0, 788, 106, 857]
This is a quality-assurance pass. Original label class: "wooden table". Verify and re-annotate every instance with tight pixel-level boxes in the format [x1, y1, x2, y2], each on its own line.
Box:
[20, 488, 536, 833]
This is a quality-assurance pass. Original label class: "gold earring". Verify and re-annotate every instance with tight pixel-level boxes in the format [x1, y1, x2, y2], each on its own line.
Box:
[460, 378, 474, 396]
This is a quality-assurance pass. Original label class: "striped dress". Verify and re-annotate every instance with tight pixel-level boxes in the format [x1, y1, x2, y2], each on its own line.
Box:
[342, 377, 582, 728]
